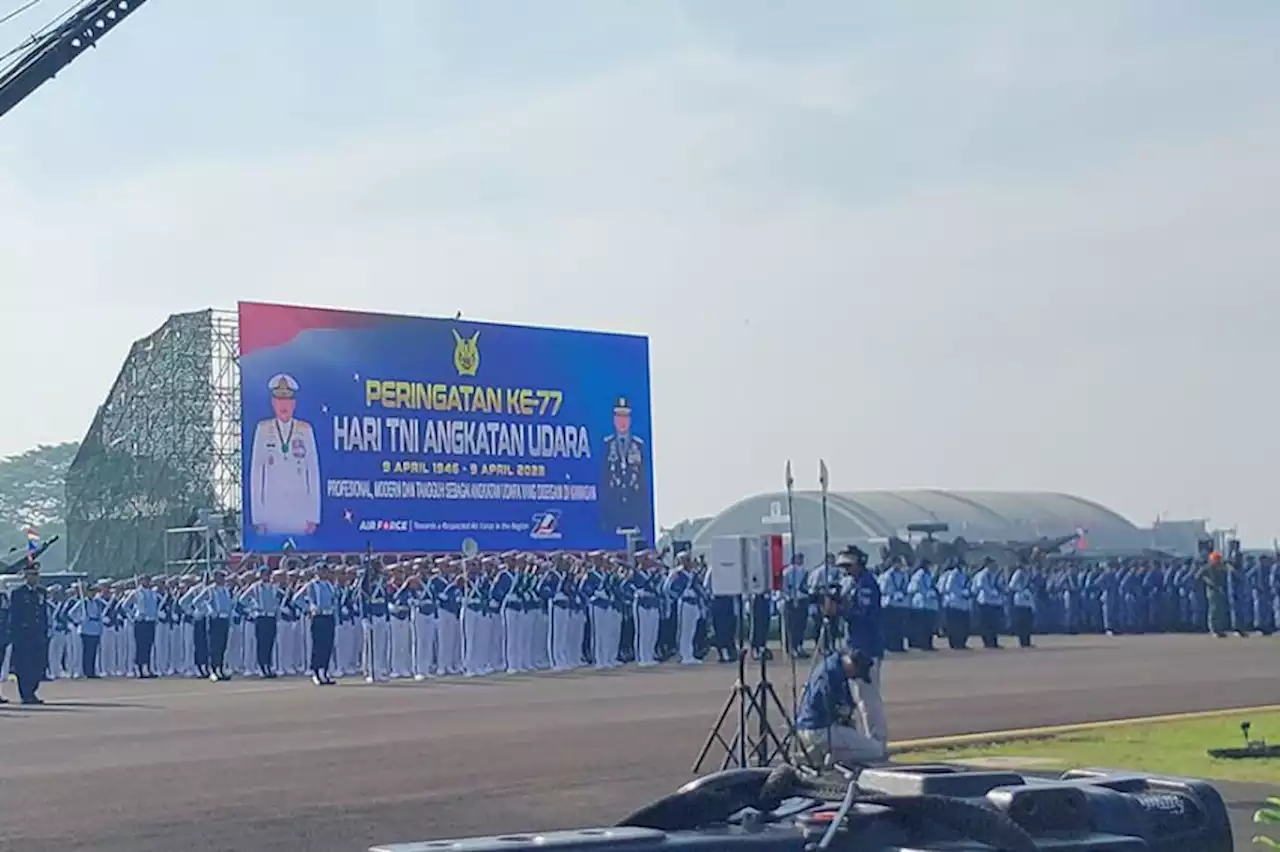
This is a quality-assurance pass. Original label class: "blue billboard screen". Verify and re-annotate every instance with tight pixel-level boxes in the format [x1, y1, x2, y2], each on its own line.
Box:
[238, 302, 654, 554]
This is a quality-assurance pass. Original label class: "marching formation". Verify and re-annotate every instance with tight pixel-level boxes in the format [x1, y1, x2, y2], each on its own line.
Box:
[4, 551, 712, 687]
[1, 544, 1275, 696]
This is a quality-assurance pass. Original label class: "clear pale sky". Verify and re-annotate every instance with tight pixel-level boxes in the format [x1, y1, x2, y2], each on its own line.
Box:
[1, 2, 1276, 541]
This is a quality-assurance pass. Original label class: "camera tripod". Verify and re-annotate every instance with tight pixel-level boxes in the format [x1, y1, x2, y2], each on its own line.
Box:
[692, 645, 799, 772]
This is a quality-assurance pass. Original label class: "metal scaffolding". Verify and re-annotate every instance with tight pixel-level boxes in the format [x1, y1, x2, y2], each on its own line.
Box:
[65, 309, 241, 577]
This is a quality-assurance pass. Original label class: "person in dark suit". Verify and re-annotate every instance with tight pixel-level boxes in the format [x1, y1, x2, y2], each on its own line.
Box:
[10, 561, 50, 704]
[600, 396, 651, 540]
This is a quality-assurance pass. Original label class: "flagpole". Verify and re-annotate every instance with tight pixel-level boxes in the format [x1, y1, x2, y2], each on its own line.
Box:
[783, 461, 800, 719]
[818, 460, 831, 589]
[784, 462, 798, 567]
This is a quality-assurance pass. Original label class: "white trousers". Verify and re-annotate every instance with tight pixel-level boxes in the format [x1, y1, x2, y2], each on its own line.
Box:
[154, 623, 172, 675]
[412, 612, 438, 677]
[634, 604, 660, 665]
[531, 607, 550, 670]
[678, 601, 701, 664]
[390, 617, 414, 677]
[342, 620, 362, 675]
[486, 613, 502, 672]
[437, 611, 462, 674]
[798, 725, 887, 767]
[590, 604, 614, 668]
[571, 610, 588, 667]
[47, 632, 69, 679]
[242, 620, 257, 676]
[549, 606, 570, 670]
[851, 659, 889, 746]
[502, 608, 524, 673]
[462, 608, 485, 675]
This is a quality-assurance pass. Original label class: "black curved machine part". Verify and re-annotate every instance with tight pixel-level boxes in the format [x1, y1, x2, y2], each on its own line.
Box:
[370, 763, 1234, 852]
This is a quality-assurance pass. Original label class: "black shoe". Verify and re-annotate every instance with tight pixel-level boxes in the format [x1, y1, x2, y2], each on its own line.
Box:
[22, 697, 43, 705]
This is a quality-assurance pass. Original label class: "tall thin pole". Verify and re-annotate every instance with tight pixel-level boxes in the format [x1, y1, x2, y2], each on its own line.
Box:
[819, 459, 831, 587]
[784, 461, 800, 718]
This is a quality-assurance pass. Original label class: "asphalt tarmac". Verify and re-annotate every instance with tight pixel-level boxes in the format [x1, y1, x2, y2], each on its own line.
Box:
[0, 633, 1276, 852]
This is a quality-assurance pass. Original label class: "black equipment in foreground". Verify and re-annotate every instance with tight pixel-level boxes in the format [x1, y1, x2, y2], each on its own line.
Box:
[372, 763, 1235, 852]
[692, 648, 798, 773]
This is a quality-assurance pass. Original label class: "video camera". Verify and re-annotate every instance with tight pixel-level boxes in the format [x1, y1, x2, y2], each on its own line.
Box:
[379, 764, 1235, 852]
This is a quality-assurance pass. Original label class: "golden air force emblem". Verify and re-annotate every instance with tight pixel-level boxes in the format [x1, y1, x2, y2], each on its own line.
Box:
[452, 329, 480, 377]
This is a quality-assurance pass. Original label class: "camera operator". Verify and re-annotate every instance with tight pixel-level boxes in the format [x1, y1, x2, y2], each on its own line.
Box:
[794, 547, 888, 767]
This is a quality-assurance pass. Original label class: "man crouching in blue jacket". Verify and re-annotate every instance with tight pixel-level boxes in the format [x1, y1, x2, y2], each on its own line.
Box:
[795, 546, 888, 767]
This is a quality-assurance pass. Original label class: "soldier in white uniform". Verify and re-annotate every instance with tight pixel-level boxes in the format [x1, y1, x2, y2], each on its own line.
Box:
[249, 374, 322, 537]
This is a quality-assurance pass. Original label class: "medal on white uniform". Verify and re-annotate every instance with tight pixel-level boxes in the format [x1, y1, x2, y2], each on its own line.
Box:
[275, 420, 294, 457]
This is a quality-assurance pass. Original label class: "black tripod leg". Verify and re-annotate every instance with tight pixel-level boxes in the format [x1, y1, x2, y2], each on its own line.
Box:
[691, 685, 740, 773]
[757, 680, 801, 764]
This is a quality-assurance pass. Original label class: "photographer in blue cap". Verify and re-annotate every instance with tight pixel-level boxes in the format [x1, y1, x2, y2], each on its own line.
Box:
[795, 545, 888, 767]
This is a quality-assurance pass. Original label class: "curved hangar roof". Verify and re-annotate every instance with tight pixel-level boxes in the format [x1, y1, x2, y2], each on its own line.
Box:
[689, 489, 1142, 552]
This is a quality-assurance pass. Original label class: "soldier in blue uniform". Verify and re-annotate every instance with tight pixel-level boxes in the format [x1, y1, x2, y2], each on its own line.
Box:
[1227, 551, 1252, 636]
[408, 566, 438, 679]
[1270, 556, 1280, 635]
[656, 554, 686, 661]
[491, 557, 517, 674]
[1250, 556, 1275, 636]
[70, 583, 107, 679]
[10, 562, 50, 704]
[1008, 562, 1035, 648]
[359, 559, 393, 682]
[905, 560, 939, 651]
[599, 396, 650, 539]
[563, 560, 586, 665]
[47, 585, 72, 679]
[663, 557, 701, 664]
[124, 576, 161, 678]
[1090, 562, 1119, 636]
[614, 559, 636, 664]
[240, 566, 282, 678]
[202, 569, 236, 680]
[581, 557, 609, 669]
[780, 554, 809, 658]
[938, 558, 970, 649]
[461, 561, 489, 676]
[972, 558, 1003, 649]
[631, 559, 662, 666]
[295, 562, 338, 684]
[876, 557, 909, 653]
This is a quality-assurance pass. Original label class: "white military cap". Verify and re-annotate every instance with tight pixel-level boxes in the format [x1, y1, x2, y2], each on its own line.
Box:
[268, 374, 299, 399]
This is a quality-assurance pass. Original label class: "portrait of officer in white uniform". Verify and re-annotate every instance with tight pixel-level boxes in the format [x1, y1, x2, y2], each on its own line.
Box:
[249, 374, 322, 537]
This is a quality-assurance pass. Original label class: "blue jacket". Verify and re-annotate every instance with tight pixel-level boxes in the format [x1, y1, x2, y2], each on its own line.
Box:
[842, 570, 885, 660]
[796, 653, 856, 731]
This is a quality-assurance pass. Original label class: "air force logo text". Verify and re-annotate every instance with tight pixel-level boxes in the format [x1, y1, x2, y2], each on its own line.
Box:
[359, 519, 410, 532]
[530, 510, 562, 540]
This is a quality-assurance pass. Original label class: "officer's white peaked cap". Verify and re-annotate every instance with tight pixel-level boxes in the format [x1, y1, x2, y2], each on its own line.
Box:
[269, 374, 299, 398]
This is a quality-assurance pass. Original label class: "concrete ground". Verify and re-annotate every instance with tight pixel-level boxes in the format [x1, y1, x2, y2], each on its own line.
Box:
[0, 633, 1276, 852]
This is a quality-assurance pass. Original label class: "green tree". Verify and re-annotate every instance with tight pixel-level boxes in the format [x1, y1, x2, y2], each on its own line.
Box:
[0, 442, 78, 570]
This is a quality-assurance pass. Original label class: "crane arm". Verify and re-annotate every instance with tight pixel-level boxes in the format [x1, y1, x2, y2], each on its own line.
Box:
[0, 0, 150, 121]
